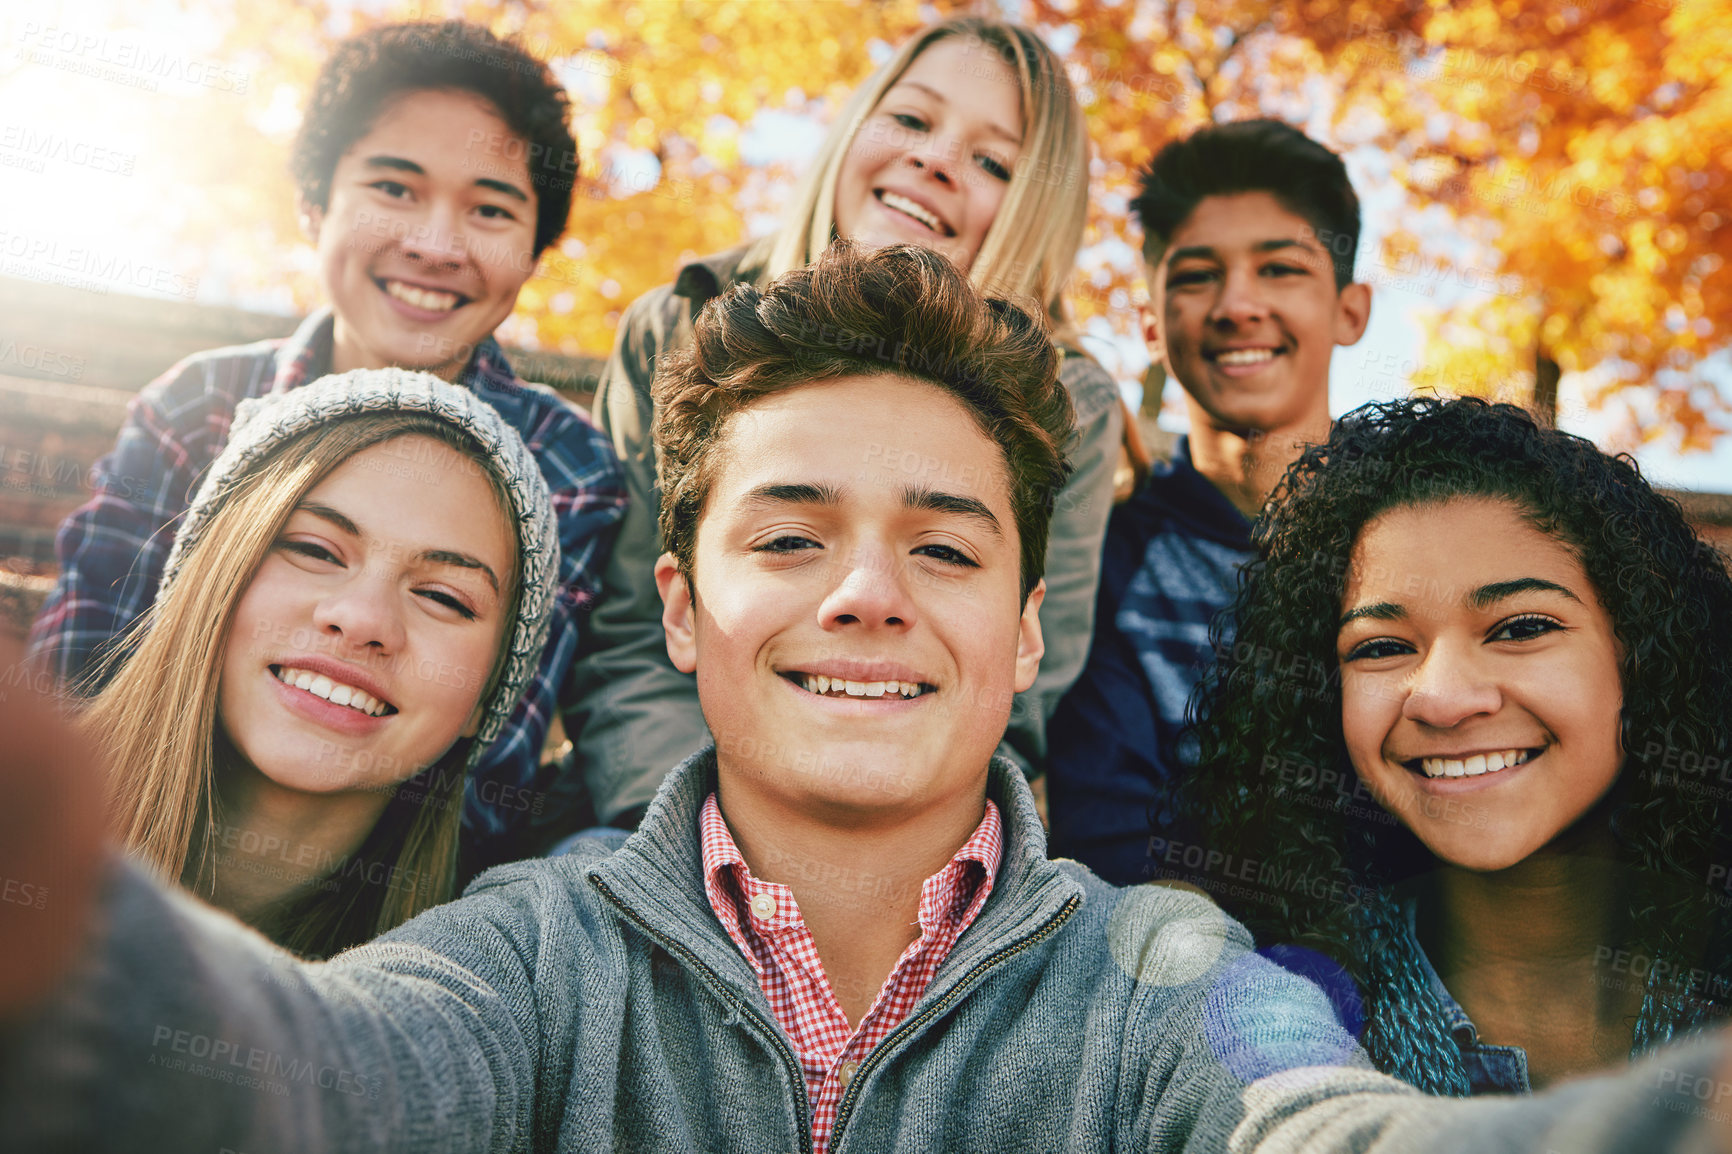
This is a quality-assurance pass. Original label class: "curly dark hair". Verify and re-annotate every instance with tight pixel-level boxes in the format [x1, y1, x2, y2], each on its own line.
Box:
[290, 21, 576, 256]
[1131, 119, 1361, 288]
[653, 240, 1074, 602]
[1183, 396, 1732, 1094]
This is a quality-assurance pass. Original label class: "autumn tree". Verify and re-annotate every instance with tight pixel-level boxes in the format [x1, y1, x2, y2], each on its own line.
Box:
[159, 0, 1731, 447]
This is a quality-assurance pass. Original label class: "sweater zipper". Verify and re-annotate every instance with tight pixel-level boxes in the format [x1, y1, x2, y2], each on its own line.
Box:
[827, 893, 1082, 1151]
[591, 877, 816, 1154]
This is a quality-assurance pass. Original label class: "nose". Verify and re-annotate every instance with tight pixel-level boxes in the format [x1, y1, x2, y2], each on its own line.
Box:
[1207, 265, 1269, 328]
[397, 199, 466, 268]
[1401, 639, 1501, 729]
[816, 543, 916, 632]
[903, 135, 962, 187]
[312, 567, 406, 655]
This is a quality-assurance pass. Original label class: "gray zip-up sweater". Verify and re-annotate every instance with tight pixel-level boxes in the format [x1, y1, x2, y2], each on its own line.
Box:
[4, 751, 1728, 1152]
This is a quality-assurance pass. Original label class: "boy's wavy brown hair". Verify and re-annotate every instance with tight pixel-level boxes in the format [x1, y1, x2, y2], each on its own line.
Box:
[652, 241, 1075, 602]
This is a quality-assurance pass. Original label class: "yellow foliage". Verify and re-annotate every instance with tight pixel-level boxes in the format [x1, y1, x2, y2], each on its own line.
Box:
[162, 0, 1732, 445]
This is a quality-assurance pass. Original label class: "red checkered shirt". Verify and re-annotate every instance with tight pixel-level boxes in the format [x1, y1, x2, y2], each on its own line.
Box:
[699, 793, 1002, 1154]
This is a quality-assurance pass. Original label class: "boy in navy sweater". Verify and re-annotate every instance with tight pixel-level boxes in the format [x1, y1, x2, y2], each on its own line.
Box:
[1047, 120, 1372, 884]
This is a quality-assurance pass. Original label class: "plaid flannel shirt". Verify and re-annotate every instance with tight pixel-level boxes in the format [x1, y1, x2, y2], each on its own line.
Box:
[699, 792, 1001, 1154]
[28, 308, 626, 862]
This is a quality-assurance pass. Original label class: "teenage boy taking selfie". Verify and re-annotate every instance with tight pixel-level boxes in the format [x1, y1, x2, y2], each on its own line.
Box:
[4, 243, 1730, 1154]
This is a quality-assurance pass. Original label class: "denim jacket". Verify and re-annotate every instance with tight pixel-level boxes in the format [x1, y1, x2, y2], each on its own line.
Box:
[1404, 901, 1533, 1095]
[6, 751, 1730, 1152]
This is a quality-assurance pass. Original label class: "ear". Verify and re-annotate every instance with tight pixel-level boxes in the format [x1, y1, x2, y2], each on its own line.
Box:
[299, 196, 324, 245]
[1333, 281, 1372, 347]
[1137, 303, 1163, 363]
[1013, 578, 1046, 694]
[655, 551, 698, 674]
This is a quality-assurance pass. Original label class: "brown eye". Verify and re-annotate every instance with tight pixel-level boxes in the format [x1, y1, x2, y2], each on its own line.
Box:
[418, 589, 478, 621]
[1489, 614, 1563, 643]
[1344, 638, 1411, 662]
[753, 536, 820, 553]
[914, 544, 976, 568]
[282, 540, 340, 564]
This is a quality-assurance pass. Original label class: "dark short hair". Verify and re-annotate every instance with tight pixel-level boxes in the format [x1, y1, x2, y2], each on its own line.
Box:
[653, 241, 1075, 602]
[290, 21, 576, 256]
[1131, 119, 1360, 288]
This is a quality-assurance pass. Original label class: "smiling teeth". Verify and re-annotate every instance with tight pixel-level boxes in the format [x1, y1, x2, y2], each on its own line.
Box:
[1214, 348, 1276, 366]
[384, 280, 460, 312]
[879, 191, 944, 233]
[1420, 749, 1530, 779]
[800, 674, 925, 699]
[273, 666, 390, 716]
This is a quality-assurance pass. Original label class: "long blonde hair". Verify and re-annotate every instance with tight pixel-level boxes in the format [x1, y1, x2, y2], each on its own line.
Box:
[761, 16, 1090, 337]
[85, 413, 521, 956]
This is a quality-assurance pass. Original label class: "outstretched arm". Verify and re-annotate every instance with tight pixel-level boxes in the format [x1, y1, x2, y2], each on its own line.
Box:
[0, 636, 547, 1154]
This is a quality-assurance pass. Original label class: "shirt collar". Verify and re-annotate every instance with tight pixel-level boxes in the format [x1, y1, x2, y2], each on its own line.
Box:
[1126, 435, 1254, 550]
[1403, 897, 1479, 1045]
[270, 307, 337, 394]
[672, 244, 766, 307]
[698, 792, 1002, 933]
[270, 305, 519, 395]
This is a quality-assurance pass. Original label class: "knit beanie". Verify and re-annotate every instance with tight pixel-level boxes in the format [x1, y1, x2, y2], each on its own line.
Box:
[160, 368, 560, 763]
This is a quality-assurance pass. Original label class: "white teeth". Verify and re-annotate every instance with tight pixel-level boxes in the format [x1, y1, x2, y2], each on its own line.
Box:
[273, 666, 388, 717]
[798, 673, 926, 699]
[383, 280, 461, 312]
[1214, 348, 1276, 366]
[1419, 749, 1529, 779]
[879, 191, 943, 233]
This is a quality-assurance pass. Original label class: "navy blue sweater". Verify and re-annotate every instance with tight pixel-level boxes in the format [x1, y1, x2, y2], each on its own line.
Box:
[1047, 438, 1252, 884]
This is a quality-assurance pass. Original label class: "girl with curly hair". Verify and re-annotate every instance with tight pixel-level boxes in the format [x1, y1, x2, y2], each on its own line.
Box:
[1183, 395, 1732, 1095]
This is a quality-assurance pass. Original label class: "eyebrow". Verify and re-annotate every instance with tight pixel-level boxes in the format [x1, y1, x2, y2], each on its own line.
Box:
[892, 81, 1022, 146]
[901, 484, 1003, 538]
[740, 482, 842, 510]
[362, 155, 531, 203]
[420, 549, 501, 593]
[1167, 238, 1318, 265]
[1467, 577, 1582, 610]
[1338, 576, 1583, 629]
[296, 502, 501, 593]
[736, 482, 1003, 538]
